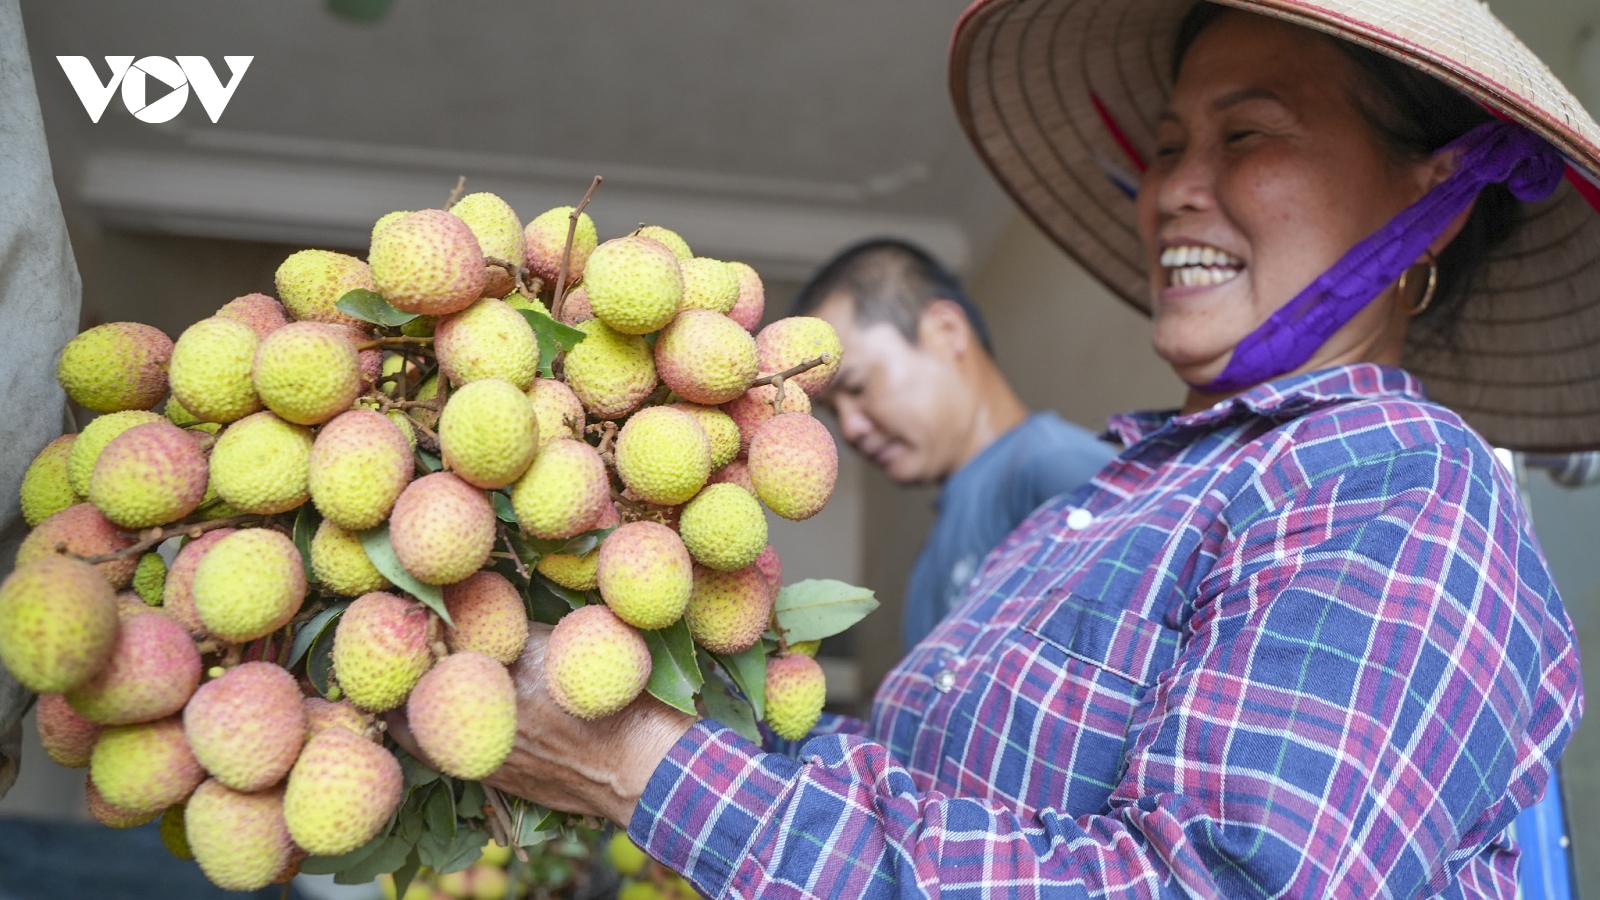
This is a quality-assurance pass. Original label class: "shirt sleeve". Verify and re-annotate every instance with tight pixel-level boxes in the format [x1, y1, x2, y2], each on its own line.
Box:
[628, 442, 1579, 899]
[761, 712, 870, 758]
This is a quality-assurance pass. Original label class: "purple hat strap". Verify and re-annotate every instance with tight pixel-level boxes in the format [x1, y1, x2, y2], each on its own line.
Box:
[1193, 121, 1567, 394]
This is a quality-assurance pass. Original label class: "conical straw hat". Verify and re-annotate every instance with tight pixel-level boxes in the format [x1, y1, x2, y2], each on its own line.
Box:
[951, 0, 1600, 451]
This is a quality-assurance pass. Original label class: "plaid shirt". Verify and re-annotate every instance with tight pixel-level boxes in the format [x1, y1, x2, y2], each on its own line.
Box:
[630, 365, 1582, 899]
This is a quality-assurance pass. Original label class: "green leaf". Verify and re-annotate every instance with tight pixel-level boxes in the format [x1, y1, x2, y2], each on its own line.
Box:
[424, 780, 457, 839]
[391, 849, 423, 900]
[298, 832, 388, 874]
[307, 625, 337, 697]
[511, 799, 561, 847]
[396, 748, 440, 788]
[524, 578, 574, 625]
[436, 828, 490, 875]
[710, 642, 768, 720]
[519, 526, 612, 560]
[358, 523, 451, 628]
[332, 834, 415, 883]
[337, 288, 418, 326]
[773, 579, 879, 643]
[492, 492, 517, 524]
[287, 602, 348, 669]
[533, 574, 588, 611]
[700, 670, 761, 743]
[641, 619, 702, 715]
[520, 310, 587, 379]
[293, 504, 320, 583]
[417, 450, 443, 473]
[457, 780, 486, 819]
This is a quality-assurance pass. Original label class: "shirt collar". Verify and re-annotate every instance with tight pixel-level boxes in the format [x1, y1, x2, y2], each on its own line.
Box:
[1104, 364, 1428, 447]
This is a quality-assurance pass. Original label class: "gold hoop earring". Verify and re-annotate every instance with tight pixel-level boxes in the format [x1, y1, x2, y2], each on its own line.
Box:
[1398, 256, 1439, 317]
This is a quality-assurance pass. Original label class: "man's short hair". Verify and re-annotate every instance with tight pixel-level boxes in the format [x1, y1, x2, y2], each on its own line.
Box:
[790, 239, 995, 355]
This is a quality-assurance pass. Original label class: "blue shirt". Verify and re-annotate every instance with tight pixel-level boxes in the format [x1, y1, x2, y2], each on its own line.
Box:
[902, 411, 1116, 650]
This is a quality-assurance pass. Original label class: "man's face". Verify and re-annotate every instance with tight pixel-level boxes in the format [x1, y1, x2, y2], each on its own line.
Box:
[813, 294, 974, 485]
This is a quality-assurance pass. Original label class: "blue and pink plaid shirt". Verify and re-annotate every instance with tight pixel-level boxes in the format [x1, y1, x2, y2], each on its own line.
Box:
[630, 364, 1583, 898]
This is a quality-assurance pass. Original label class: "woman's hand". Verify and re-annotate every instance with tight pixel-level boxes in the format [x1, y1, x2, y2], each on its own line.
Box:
[387, 623, 698, 826]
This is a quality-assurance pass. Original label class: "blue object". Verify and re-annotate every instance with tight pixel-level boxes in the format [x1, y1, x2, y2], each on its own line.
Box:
[1514, 767, 1577, 900]
[901, 411, 1115, 650]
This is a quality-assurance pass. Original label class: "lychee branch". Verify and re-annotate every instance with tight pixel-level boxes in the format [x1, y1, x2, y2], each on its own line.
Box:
[72, 514, 267, 565]
[551, 176, 603, 324]
[750, 355, 831, 389]
[356, 336, 434, 351]
[444, 175, 467, 209]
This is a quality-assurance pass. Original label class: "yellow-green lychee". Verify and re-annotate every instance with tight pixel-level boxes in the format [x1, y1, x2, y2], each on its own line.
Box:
[90, 715, 205, 814]
[67, 410, 167, 497]
[749, 414, 837, 521]
[510, 438, 609, 539]
[596, 521, 693, 630]
[684, 564, 772, 655]
[186, 780, 295, 891]
[168, 317, 263, 424]
[216, 292, 289, 339]
[88, 422, 209, 529]
[389, 472, 496, 585]
[721, 384, 810, 457]
[655, 310, 758, 405]
[439, 378, 538, 489]
[707, 458, 755, 495]
[162, 528, 235, 633]
[678, 484, 767, 572]
[0, 556, 118, 693]
[524, 206, 598, 284]
[387, 409, 418, 451]
[369, 209, 487, 316]
[86, 777, 163, 828]
[65, 608, 200, 725]
[274, 249, 375, 329]
[308, 408, 414, 530]
[764, 654, 826, 741]
[283, 726, 404, 856]
[583, 236, 683, 335]
[677, 258, 740, 314]
[410, 372, 442, 430]
[331, 591, 437, 712]
[160, 803, 193, 859]
[20, 434, 79, 527]
[251, 322, 363, 425]
[563, 319, 657, 419]
[608, 832, 649, 877]
[528, 377, 586, 448]
[192, 529, 307, 642]
[165, 396, 220, 435]
[57, 322, 173, 414]
[614, 406, 712, 506]
[545, 604, 650, 720]
[304, 697, 371, 741]
[755, 317, 842, 397]
[635, 225, 692, 260]
[310, 520, 391, 596]
[183, 661, 306, 792]
[209, 411, 313, 515]
[434, 297, 539, 390]
[17, 503, 138, 588]
[132, 553, 166, 606]
[450, 192, 524, 298]
[38, 693, 102, 767]
[672, 404, 739, 470]
[442, 570, 530, 665]
[726, 261, 765, 332]
[535, 501, 617, 592]
[371, 210, 412, 245]
[790, 639, 820, 657]
[406, 650, 516, 779]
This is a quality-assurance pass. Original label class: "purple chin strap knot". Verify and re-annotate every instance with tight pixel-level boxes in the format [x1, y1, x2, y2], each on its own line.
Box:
[1194, 120, 1567, 394]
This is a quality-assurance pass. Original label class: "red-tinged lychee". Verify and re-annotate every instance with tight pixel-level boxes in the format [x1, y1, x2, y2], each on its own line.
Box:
[583, 236, 683, 335]
[304, 697, 371, 741]
[186, 780, 295, 891]
[37, 693, 102, 768]
[707, 459, 755, 495]
[726, 261, 765, 332]
[722, 384, 810, 457]
[511, 438, 609, 540]
[57, 322, 173, 414]
[0, 556, 118, 693]
[17, 503, 138, 589]
[406, 650, 517, 779]
[443, 571, 530, 666]
[162, 528, 235, 633]
[557, 285, 594, 325]
[369, 209, 487, 316]
[251, 322, 363, 425]
[450, 192, 524, 299]
[748, 413, 838, 521]
[65, 609, 201, 725]
[614, 406, 712, 507]
[654, 310, 758, 405]
[20, 434, 78, 528]
[184, 662, 306, 792]
[283, 728, 404, 856]
[754, 543, 782, 597]
[524, 206, 598, 285]
[596, 521, 693, 630]
[167, 317, 262, 424]
[684, 565, 773, 655]
[331, 591, 436, 713]
[545, 604, 651, 720]
[528, 377, 586, 448]
[216, 293, 289, 339]
[308, 408, 414, 531]
[192, 529, 307, 643]
[88, 422, 209, 529]
[90, 715, 205, 814]
[764, 654, 826, 741]
[755, 317, 842, 397]
[389, 472, 496, 585]
[275, 249, 377, 329]
[67, 410, 168, 498]
[434, 297, 539, 390]
[563, 319, 657, 419]
[86, 777, 163, 828]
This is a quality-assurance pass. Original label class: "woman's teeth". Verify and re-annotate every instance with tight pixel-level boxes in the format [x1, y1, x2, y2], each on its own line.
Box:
[1159, 245, 1243, 287]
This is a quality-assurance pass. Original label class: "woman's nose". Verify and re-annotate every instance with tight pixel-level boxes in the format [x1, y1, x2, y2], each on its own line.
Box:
[1155, 143, 1217, 218]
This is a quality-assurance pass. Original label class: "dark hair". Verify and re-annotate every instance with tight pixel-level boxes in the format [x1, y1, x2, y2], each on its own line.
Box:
[1172, 2, 1521, 341]
[790, 239, 995, 354]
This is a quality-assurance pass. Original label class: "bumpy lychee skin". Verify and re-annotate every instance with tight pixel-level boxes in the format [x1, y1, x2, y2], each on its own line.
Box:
[251, 322, 363, 425]
[673, 404, 740, 470]
[68, 410, 167, 497]
[389, 473, 496, 585]
[722, 384, 810, 457]
[764, 654, 827, 741]
[283, 727, 403, 856]
[88, 422, 209, 529]
[583, 236, 684, 335]
[369, 209, 488, 316]
[132, 553, 165, 606]
[186, 780, 295, 891]
[57, 322, 173, 414]
[192, 529, 307, 642]
[407, 650, 517, 779]
[21, 434, 79, 527]
[655, 310, 758, 405]
[563, 319, 658, 419]
[451, 192, 525, 298]
[184, 662, 306, 792]
[440, 378, 538, 489]
[596, 521, 693, 630]
[304, 697, 370, 741]
[679, 484, 768, 572]
[677, 258, 740, 314]
[275, 249, 377, 329]
[511, 438, 609, 539]
[310, 520, 391, 596]
[524, 206, 599, 284]
[168, 317, 263, 424]
[38, 693, 102, 768]
[332, 591, 436, 712]
[164, 396, 220, 435]
[17, 503, 138, 588]
[707, 459, 755, 495]
[635, 225, 692, 260]
[161, 529, 234, 633]
[443, 571, 531, 665]
[210, 412, 314, 515]
[371, 210, 411, 245]
[545, 604, 651, 720]
[65, 609, 201, 725]
[308, 408, 413, 531]
[160, 804, 192, 859]
[535, 503, 618, 592]
[615, 406, 712, 506]
[726, 262, 765, 332]
[216, 293, 289, 339]
[748, 414, 838, 521]
[435, 298, 539, 389]
[557, 285, 594, 324]
[90, 715, 205, 814]
[684, 565, 773, 655]
[755, 317, 843, 397]
[86, 778, 163, 828]
[755, 543, 782, 596]
[528, 378, 586, 448]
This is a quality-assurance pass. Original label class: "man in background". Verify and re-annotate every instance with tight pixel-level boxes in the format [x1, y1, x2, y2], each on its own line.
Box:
[794, 240, 1115, 651]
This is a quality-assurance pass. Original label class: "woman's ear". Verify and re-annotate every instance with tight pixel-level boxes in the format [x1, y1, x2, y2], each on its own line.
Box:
[1417, 146, 1473, 260]
[915, 299, 974, 363]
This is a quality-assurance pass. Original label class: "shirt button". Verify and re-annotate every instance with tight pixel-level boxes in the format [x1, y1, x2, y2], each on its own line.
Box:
[1067, 508, 1094, 530]
[933, 669, 956, 693]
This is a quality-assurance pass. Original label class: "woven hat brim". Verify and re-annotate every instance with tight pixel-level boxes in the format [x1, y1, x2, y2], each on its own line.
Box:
[951, 0, 1600, 451]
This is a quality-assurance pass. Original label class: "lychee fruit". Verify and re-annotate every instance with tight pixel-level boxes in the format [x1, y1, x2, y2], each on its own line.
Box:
[208, 411, 314, 515]
[790, 639, 820, 657]
[369, 209, 487, 316]
[184, 661, 306, 791]
[726, 262, 765, 332]
[167, 317, 263, 424]
[275, 249, 378, 329]
[0, 556, 118, 693]
[524, 206, 598, 285]
[67, 409, 167, 497]
[677, 258, 740, 314]
[88, 421, 209, 529]
[160, 804, 192, 859]
[583, 236, 683, 335]
[251, 322, 363, 425]
[162, 528, 235, 633]
[191, 529, 307, 642]
[216, 293, 289, 339]
[439, 378, 538, 489]
[707, 459, 755, 495]
[283, 727, 403, 856]
[545, 604, 650, 720]
[132, 552, 166, 606]
[17, 503, 138, 588]
[722, 384, 810, 457]
[308, 408, 414, 531]
[165, 396, 220, 435]
[371, 210, 411, 245]
[528, 378, 586, 448]
[563, 319, 658, 419]
[37, 693, 102, 768]
[557, 285, 594, 324]
[510, 438, 609, 540]
[755, 317, 842, 397]
[654, 310, 758, 405]
[450, 192, 524, 298]
[684, 564, 772, 655]
[310, 520, 391, 596]
[614, 406, 712, 506]
[331, 591, 436, 712]
[754, 543, 782, 596]
[186, 780, 295, 891]
[86, 777, 164, 828]
[57, 322, 173, 414]
[764, 654, 826, 741]
[434, 297, 539, 390]
[65, 608, 201, 725]
[90, 715, 204, 814]
[443, 570, 530, 665]
[635, 225, 692, 260]
[673, 404, 740, 470]
[20, 434, 80, 527]
[678, 483, 768, 572]
[406, 650, 517, 779]
[304, 697, 370, 741]
[596, 521, 693, 630]
[535, 503, 618, 592]
[388, 472, 496, 585]
[748, 413, 837, 521]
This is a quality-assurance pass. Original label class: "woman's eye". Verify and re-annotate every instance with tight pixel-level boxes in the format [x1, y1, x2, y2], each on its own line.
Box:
[1154, 144, 1183, 159]
[1225, 129, 1260, 143]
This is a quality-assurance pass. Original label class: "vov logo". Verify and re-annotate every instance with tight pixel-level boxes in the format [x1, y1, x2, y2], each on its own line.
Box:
[57, 56, 252, 124]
